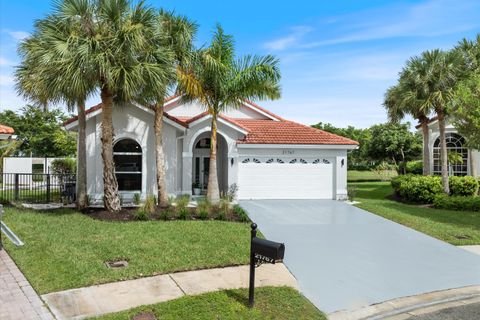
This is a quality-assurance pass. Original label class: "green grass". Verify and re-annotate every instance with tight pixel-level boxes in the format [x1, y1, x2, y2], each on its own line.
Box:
[3, 207, 252, 294]
[351, 182, 480, 245]
[92, 286, 325, 320]
[347, 170, 397, 182]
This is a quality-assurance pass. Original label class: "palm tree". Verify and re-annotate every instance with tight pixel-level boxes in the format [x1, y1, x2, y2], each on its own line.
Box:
[177, 25, 281, 203]
[384, 60, 434, 176]
[48, 0, 169, 212]
[15, 2, 94, 209]
[415, 50, 463, 193]
[143, 11, 196, 208]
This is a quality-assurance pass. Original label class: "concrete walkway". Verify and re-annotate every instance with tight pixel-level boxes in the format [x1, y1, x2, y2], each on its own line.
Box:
[42, 263, 297, 320]
[0, 250, 54, 320]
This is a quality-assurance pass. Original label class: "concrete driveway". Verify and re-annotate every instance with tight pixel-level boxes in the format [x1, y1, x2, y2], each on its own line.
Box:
[239, 200, 480, 314]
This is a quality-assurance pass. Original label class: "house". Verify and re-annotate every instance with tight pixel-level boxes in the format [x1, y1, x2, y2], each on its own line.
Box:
[64, 96, 358, 202]
[417, 117, 480, 176]
[0, 124, 14, 140]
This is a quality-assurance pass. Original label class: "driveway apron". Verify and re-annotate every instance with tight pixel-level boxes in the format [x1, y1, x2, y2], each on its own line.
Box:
[239, 200, 480, 313]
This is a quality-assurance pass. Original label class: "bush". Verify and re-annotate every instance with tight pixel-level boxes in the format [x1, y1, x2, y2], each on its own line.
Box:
[449, 176, 479, 197]
[391, 175, 443, 203]
[142, 195, 156, 214]
[134, 209, 149, 221]
[347, 185, 357, 201]
[176, 195, 190, 220]
[133, 193, 141, 205]
[433, 195, 480, 211]
[406, 160, 423, 175]
[160, 207, 173, 221]
[349, 162, 376, 171]
[196, 199, 211, 220]
[51, 158, 76, 174]
[233, 204, 249, 222]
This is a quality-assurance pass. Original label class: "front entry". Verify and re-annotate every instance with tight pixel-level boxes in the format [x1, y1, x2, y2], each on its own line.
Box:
[193, 156, 210, 193]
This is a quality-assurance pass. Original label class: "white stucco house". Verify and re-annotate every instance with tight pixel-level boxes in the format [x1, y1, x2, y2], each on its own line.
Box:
[418, 117, 480, 176]
[65, 96, 358, 202]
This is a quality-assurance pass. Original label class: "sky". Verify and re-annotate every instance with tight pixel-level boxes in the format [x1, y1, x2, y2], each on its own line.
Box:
[1, 0, 480, 128]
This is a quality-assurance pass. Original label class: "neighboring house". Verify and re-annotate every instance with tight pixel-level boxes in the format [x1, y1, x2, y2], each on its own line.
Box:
[418, 117, 480, 176]
[0, 124, 14, 140]
[65, 96, 358, 202]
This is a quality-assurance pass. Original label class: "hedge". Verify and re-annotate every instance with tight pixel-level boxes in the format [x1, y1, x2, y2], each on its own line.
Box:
[433, 195, 480, 212]
[391, 174, 479, 203]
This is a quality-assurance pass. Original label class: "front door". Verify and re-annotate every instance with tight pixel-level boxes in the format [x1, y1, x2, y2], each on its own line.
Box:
[194, 156, 210, 192]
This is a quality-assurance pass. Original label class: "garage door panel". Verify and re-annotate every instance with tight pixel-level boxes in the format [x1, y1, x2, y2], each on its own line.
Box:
[238, 162, 333, 200]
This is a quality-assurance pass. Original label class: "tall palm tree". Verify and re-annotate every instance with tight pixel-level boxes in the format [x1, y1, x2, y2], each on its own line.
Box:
[15, 1, 95, 209]
[50, 0, 169, 212]
[177, 25, 281, 203]
[415, 50, 463, 193]
[142, 11, 196, 208]
[384, 60, 434, 176]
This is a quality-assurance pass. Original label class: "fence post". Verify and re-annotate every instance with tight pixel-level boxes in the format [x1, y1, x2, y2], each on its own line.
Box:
[46, 174, 51, 203]
[14, 174, 19, 201]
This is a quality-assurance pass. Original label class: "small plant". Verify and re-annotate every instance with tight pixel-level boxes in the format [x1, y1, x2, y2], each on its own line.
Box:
[134, 208, 149, 221]
[160, 207, 173, 221]
[197, 199, 211, 220]
[133, 193, 141, 205]
[233, 204, 249, 222]
[168, 195, 176, 206]
[227, 183, 239, 202]
[176, 195, 190, 220]
[143, 195, 156, 214]
[216, 199, 230, 220]
[347, 185, 357, 202]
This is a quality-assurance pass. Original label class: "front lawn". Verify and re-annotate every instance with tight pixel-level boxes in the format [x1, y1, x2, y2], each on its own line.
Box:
[92, 286, 325, 320]
[351, 182, 480, 245]
[3, 207, 251, 294]
[347, 170, 397, 182]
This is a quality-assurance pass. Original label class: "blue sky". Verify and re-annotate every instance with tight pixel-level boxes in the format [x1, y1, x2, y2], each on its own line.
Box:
[1, 0, 480, 128]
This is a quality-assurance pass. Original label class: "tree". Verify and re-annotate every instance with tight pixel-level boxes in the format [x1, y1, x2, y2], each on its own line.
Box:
[450, 75, 480, 176]
[15, 0, 95, 209]
[311, 122, 371, 166]
[384, 63, 433, 176]
[141, 11, 196, 208]
[366, 122, 422, 173]
[177, 25, 281, 203]
[0, 106, 76, 157]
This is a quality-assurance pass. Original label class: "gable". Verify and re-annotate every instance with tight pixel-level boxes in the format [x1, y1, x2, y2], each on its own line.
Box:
[164, 98, 274, 120]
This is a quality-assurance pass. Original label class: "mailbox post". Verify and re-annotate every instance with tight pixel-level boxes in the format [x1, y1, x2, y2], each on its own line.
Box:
[248, 222, 285, 308]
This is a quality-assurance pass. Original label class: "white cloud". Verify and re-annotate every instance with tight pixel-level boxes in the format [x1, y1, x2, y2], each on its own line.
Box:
[264, 26, 313, 51]
[2, 29, 30, 41]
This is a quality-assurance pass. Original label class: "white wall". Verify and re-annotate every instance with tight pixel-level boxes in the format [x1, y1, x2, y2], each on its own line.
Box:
[165, 100, 270, 120]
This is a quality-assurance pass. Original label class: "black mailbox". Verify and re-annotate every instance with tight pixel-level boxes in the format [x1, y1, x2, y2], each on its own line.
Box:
[252, 237, 285, 264]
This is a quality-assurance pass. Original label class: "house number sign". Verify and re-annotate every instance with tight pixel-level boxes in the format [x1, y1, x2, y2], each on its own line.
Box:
[282, 150, 295, 155]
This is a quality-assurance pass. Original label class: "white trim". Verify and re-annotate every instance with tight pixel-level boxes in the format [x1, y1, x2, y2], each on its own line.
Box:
[236, 144, 358, 150]
[188, 114, 249, 135]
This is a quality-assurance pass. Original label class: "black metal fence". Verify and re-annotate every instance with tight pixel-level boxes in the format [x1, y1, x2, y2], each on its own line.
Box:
[0, 173, 76, 204]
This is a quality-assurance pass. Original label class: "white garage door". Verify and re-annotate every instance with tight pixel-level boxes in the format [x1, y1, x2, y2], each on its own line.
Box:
[238, 157, 334, 199]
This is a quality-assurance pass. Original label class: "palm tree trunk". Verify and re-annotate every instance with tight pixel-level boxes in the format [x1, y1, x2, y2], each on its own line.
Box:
[100, 88, 121, 212]
[470, 149, 478, 177]
[437, 111, 450, 194]
[154, 102, 169, 208]
[419, 118, 431, 175]
[207, 114, 220, 204]
[76, 100, 88, 209]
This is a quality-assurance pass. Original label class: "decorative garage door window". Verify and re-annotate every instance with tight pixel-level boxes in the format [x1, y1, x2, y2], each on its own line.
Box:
[241, 157, 331, 164]
[114, 139, 142, 191]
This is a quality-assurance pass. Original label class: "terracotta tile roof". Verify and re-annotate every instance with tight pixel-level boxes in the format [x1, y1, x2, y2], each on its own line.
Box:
[0, 124, 14, 134]
[64, 99, 358, 146]
[234, 119, 359, 145]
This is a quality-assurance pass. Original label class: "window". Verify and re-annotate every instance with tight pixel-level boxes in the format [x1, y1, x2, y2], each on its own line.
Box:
[195, 138, 211, 149]
[114, 139, 142, 191]
[433, 133, 468, 176]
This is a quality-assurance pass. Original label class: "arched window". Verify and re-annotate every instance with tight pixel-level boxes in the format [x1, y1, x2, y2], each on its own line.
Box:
[113, 139, 142, 191]
[433, 133, 468, 176]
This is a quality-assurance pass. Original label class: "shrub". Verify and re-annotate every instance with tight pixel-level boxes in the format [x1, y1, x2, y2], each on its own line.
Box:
[142, 195, 156, 214]
[233, 204, 249, 222]
[406, 160, 423, 175]
[216, 199, 230, 220]
[373, 162, 398, 181]
[449, 176, 479, 197]
[347, 185, 357, 201]
[176, 195, 190, 220]
[160, 207, 173, 221]
[196, 199, 211, 220]
[433, 195, 480, 211]
[134, 209, 149, 221]
[391, 175, 443, 203]
[51, 158, 76, 175]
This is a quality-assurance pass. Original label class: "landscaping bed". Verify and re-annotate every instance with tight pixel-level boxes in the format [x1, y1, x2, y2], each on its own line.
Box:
[91, 286, 325, 320]
[351, 181, 480, 245]
[3, 207, 252, 294]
